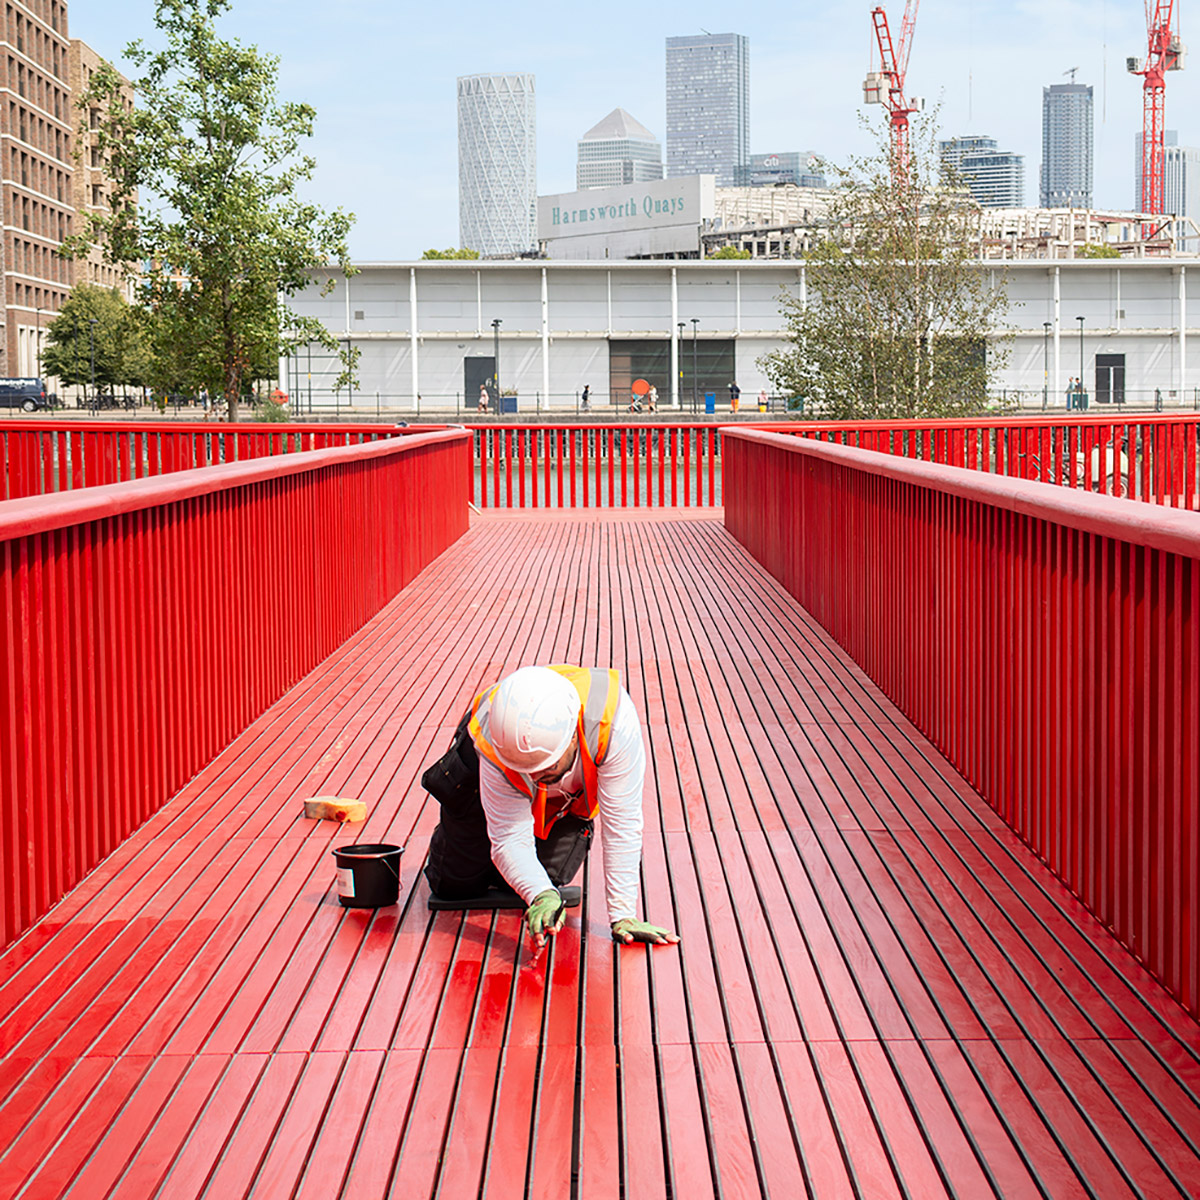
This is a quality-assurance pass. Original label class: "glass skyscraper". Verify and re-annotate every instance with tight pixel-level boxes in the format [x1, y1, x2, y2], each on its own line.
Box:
[576, 109, 663, 190]
[1041, 83, 1093, 208]
[940, 136, 1025, 207]
[665, 33, 749, 186]
[457, 73, 537, 257]
[746, 152, 826, 189]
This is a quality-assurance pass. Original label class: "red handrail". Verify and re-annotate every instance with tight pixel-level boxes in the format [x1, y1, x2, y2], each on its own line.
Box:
[724, 428, 1200, 1019]
[771, 414, 1200, 509]
[0, 420, 414, 501]
[0, 430, 470, 949]
[10, 415, 1200, 511]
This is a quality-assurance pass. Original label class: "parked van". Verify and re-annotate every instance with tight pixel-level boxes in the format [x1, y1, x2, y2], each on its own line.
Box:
[0, 377, 49, 412]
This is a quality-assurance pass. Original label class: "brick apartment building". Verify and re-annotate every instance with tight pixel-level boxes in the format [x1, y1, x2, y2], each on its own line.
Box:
[1, 0, 74, 377]
[68, 36, 132, 299]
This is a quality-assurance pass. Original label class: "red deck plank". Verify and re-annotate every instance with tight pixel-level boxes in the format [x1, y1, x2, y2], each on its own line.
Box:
[106, 1053, 234, 1198]
[1, 509, 1198, 1199]
[338, 1048, 423, 1199]
[434, 1044, 503, 1198]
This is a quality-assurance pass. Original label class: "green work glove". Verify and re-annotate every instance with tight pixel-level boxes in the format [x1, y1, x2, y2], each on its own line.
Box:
[611, 918, 680, 946]
[525, 888, 566, 946]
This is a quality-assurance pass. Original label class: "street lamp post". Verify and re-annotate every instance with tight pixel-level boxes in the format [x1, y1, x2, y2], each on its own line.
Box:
[491, 318, 501, 410]
[89, 318, 97, 408]
[72, 319, 79, 408]
[690, 318, 699, 414]
[1077, 316, 1085, 408]
[1042, 322, 1051, 410]
[340, 335, 350, 417]
[35, 307, 43, 381]
[677, 322, 684, 410]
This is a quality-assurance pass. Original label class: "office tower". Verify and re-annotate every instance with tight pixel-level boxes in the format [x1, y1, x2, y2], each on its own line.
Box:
[1041, 83, 1093, 207]
[746, 152, 826, 189]
[1164, 140, 1200, 249]
[69, 40, 135, 297]
[940, 136, 1025, 207]
[576, 109, 663, 190]
[458, 73, 536, 257]
[665, 33, 749, 186]
[1135, 131, 1200, 245]
[2, 0, 75, 376]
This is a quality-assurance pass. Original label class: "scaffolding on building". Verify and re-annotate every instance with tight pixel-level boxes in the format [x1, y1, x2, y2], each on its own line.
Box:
[699, 197, 1200, 261]
[969, 206, 1200, 259]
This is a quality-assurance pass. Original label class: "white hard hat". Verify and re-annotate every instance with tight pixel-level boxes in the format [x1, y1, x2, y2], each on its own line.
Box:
[489, 666, 580, 774]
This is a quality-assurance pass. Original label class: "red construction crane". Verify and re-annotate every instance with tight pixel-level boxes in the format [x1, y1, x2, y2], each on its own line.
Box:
[863, 1, 923, 181]
[1128, 1, 1186, 215]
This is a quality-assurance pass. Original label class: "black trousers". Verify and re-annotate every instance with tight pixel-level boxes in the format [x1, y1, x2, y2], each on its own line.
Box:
[424, 790, 594, 901]
[421, 709, 595, 901]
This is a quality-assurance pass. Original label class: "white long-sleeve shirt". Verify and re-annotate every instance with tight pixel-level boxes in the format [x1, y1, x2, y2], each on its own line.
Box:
[477, 686, 645, 923]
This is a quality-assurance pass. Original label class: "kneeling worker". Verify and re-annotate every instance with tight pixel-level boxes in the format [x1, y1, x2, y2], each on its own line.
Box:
[423, 665, 679, 948]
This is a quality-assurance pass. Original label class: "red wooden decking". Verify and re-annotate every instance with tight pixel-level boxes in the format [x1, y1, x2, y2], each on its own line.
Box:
[1, 509, 1198, 1199]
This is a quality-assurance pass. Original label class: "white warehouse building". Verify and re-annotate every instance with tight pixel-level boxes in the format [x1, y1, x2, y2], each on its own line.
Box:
[283, 259, 1198, 412]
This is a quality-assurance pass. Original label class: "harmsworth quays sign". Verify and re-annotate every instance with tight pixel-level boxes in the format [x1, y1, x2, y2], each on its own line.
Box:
[537, 175, 715, 243]
[549, 192, 688, 225]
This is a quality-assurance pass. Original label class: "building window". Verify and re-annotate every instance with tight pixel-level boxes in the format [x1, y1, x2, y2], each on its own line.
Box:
[609, 338, 735, 408]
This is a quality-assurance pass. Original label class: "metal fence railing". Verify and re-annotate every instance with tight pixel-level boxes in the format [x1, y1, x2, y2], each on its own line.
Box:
[0, 430, 471, 948]
[0, 421, 412, 501]
[5, 414, 1199, 511]
[725, 428, 1200, 1020]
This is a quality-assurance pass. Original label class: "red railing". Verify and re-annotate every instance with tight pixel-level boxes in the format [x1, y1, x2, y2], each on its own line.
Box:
[724, 429, 1200, 1018]
[0, 420, 412, 501]
[781, 413, 1200, 508]
[0, 429, 471, 948]
[468, 424, 722, 508]
[9, 415, 1199, 511]
[463, 415, 1200, 509]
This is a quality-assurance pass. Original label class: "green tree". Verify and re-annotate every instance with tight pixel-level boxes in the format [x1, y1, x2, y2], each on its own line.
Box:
[1077, 242, 1121, 259]
[759, 124, 1011, 419]
[42, 285, 148, 394]
[421, 247, 481, 260]
[707, 245, 751, 259]
[67, 0, 355, 421]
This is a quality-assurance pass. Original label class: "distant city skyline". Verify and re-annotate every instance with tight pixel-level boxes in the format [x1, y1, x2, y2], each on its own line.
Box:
[1041, 82, 1094, 208]
[457, 73, 537, 256]
[940, 135, 1025, 207]
[61, 2, 1200, 258]
[576, 108, 662, 190]
[665, 32, 749, 186]
[1135, 131, 1200, 247]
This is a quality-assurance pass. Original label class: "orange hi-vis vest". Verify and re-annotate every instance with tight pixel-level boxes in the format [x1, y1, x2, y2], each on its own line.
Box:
[469, 666, 621, 839]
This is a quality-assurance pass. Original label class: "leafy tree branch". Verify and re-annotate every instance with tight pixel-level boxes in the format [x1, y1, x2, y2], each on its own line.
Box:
[63, 0, 356, 421]
[760, 119, 1012, 420]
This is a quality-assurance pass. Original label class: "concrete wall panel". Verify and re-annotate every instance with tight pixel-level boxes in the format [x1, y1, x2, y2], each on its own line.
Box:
[289, 261, 1198, 410]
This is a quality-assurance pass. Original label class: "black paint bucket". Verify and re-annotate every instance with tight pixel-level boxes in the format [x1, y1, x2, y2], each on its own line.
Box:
[331, 843, 403, 908]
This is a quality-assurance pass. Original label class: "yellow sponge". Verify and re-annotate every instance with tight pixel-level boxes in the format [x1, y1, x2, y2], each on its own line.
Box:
[303, 796, 368, 823]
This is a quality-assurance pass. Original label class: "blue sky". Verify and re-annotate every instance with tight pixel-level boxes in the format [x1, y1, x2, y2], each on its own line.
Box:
[71, 1, 1200, 260]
